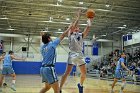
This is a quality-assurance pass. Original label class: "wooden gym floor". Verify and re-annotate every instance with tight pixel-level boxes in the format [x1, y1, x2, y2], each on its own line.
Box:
[1, 75, 140, 93]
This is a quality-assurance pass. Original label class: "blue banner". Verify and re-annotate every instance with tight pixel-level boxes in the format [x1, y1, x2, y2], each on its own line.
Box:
[123, 36, 127, 41]
[123, 35, 132, 41]
[92, 42, 98, 55]
[128, 35, 132, 40]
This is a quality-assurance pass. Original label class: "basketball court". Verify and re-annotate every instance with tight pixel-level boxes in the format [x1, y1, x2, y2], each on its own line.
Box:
[1, 75, 139, 93]
[0, 0, 140, 93]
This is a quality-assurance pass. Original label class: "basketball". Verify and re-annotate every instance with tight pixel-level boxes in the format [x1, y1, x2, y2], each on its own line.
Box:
[86, 9, 95, 18]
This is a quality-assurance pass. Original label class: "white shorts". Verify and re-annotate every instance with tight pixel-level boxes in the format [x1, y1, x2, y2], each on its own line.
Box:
[68, 52, 86, 66]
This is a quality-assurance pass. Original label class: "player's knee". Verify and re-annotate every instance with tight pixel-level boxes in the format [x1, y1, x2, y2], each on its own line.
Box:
[81, 71, 86, 75]
[44, 86, 51, 90]
[54, 90, 59, 93]
[81, 74, 86, 78]
[64, 72, 71, 76]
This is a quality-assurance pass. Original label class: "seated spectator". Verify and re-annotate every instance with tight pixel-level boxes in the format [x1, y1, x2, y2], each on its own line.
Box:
[100, 66, 107, 77]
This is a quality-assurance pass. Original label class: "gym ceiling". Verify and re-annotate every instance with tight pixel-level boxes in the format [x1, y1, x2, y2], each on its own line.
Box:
[0, 0, 140, 40]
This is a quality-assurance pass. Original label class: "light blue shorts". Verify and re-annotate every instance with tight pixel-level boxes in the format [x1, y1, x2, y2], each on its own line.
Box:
[114, 70, 125, 79]
[40, 67, 58, 84]
[2, 66, 15, 75]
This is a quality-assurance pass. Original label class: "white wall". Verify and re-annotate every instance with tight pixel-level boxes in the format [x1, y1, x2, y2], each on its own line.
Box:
[1, 37, 121, 62]
[124, 32, 140, 46]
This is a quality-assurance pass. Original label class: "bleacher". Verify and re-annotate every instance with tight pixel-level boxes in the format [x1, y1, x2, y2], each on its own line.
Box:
[87, 69, 140, 85]
[86, 48, 140, 85]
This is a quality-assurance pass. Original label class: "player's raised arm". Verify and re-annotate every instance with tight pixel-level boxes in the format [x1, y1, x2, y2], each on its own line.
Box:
[82, 18, 93, 38]
[82, 9, 95, 38]
[71, 9, 81, 30]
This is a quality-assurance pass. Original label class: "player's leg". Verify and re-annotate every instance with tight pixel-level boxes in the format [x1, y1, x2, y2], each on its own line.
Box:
[111, 78, 118, 93]
[119, 70, 126, 93]
[0, 69, 7, 87]
[60, 64, 73, 92]
[79, 64, 86, 86]
[7, 66, 16, 91]
[111, 70, 120, 93]
[10, 73, 16, 91]
[77, 64, 86, 93]
[118, 69, 126, 93]
[119, 78, 126, 93]
[40, 67, 52, 93]
[0, 75, 4, 92]
[51, 81, 59, 93]
[39, 82, 51, 93]
[0, 67, 7, 92]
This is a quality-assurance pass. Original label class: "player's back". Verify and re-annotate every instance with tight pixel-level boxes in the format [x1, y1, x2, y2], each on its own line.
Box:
[3, 54, 12, 67]
[40, 38, 60, 66]
[41, 43, 56, 65]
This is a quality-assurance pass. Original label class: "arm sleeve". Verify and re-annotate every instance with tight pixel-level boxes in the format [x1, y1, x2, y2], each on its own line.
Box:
[52, 38, 60, 48]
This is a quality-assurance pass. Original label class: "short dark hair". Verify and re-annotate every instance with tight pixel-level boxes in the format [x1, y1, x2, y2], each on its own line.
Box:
[42, 33, 51, 44]
[9, 50, 14, 54]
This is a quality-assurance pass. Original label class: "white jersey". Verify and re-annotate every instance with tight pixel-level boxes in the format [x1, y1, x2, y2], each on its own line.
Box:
[68, 32, 83, 52]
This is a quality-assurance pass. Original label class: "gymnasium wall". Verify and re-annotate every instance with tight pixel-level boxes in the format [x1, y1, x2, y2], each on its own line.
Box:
[124, 32, 140, 46]
[1, 36, 121, 74]
[2, 37, 121, 61]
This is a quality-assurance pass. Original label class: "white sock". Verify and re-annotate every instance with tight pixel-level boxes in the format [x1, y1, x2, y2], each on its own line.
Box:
[87, 19, 92, 26]
[121, 82, 126, 90]
[12, 80, 16, 84]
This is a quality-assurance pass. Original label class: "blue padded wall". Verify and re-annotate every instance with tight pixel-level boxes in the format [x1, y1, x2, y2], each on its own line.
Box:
[12, 61, 42, 74]
[12, 61, 76, 75]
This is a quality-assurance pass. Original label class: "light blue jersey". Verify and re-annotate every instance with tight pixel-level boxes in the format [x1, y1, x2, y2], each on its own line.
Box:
[40, 38, 60, 84]
[40, 38, 60, 66]
[116, 57, 124, 71]
[2, 54, 15, 75]
[114, 57, 125, 79]
[3, 54, 12, 67]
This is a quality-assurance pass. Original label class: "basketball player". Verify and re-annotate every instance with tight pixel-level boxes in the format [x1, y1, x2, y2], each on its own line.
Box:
[110, 53, 130, 93]
[0, 52, 7, 87]
[39, 24, 72, 93]
[0, 50, 24, 92]
[60, 10, 93, 93]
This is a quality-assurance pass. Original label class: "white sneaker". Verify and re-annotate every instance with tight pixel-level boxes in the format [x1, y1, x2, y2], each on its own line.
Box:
[11, 84, 16, 91]
[110, 90, 114, 93]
